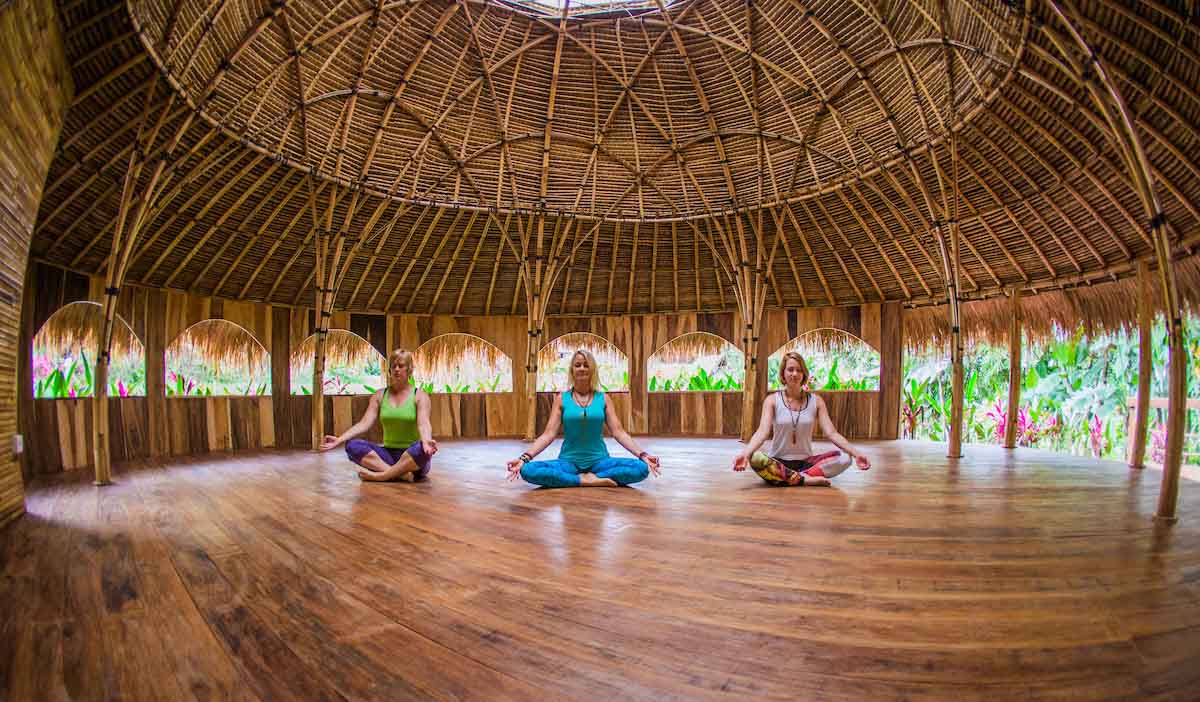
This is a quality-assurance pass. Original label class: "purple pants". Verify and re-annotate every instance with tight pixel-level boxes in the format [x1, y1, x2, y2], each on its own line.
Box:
[345, 439, 432, 480]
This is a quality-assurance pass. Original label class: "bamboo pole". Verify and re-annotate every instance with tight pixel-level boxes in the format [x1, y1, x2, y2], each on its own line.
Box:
[1129, 260, 1152, 469]
[1004, 287, 1021, 449]
[1043, 1, 1186, 522]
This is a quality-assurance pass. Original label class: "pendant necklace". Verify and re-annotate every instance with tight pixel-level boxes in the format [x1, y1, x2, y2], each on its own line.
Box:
[573, 389, 593, 426]
[782, 390, 808, 445]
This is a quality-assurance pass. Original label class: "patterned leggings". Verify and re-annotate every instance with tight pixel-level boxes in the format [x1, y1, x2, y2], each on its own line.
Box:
[520, 456, 650, 488]
[751, 450, 853, 486]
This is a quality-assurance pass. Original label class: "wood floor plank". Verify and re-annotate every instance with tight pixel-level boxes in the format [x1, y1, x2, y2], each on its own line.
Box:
[2, 438, 1199, 700]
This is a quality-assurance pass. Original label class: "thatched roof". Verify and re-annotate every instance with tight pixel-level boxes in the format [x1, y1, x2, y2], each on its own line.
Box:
[905, 258, 1200, 351]
[167, 319, 270, 368]
[290, 329, 384, 368]
[412, 333, 512, 377]
[538, 332, 627, 367]
[651, 332, 740, 364]
[770, 328, 878, 357]
[33, 301, 142, 358]
[28, 1, 1200, 320]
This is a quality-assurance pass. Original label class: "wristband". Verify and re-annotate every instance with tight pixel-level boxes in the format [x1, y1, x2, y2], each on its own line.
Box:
[637, 451, 649, 461]
[519, 453, 532, 463]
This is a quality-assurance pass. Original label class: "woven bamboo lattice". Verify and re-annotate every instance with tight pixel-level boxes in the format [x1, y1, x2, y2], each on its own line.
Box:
[29, 0, 1200, 317]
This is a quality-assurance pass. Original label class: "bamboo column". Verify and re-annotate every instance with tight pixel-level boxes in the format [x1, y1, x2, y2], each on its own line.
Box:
[92, 87, 201, 484]
[309, 181, 357, 450]
[1044, 2, 1186, 521]
[1128, 260, 1152, 468]
[1004, 287, 1021, 449]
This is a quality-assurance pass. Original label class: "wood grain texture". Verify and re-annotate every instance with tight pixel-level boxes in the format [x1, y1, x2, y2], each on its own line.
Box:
[3, 439, 1199, 700]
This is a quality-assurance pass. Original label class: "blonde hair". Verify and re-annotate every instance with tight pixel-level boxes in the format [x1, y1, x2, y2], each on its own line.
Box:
[567, 349, 601, 392]
[388, 349, 414, 389]
[778, 351, 810, 390]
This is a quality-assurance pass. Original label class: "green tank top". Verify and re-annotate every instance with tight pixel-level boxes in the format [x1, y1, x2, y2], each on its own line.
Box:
[379, 389, 420, 448]
[559, 390, 609, 469]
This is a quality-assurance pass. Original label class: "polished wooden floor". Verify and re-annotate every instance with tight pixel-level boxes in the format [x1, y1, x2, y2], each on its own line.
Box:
[2, 438, 1199, 701]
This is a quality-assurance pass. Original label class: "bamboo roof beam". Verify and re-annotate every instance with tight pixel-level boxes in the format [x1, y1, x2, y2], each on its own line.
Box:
[197, 166, 300, 294]
[797, 200, 864, 303]
[164, 157, 281, 287]
[959, 137, 1077, 274]
[834, 188, 910, 299]
[456, 215, 493, 315]
[405, 209, 470, 312]
[144, 153, 268, 282]
[384, 206, 454, 311]
[845, 181, 939, 295]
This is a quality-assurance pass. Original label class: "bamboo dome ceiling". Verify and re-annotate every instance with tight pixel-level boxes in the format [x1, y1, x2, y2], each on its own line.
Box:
[31, 0, 1200, 316]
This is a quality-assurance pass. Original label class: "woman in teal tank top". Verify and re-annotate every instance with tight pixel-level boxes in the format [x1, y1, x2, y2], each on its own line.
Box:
[320, 349, 438, 482]
[506, 350, 661, 488]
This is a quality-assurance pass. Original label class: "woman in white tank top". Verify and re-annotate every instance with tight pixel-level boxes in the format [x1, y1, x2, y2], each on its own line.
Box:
[732, 351, 871, 486]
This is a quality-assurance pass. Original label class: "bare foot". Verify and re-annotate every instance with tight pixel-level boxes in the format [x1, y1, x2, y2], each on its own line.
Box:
[579, 472, 618, 487]
[803, 475, 831, 487]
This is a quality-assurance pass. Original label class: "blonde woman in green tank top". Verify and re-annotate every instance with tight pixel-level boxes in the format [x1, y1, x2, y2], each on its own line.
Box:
[320, 349, 438, 482]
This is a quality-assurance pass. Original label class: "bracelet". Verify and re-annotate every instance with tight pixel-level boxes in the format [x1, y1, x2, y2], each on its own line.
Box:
[520, 453, 533, 463]
[637, 451, 649, 461]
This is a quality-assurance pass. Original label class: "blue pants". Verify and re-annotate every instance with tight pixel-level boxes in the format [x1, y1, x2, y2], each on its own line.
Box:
[520, 456, 649, 488]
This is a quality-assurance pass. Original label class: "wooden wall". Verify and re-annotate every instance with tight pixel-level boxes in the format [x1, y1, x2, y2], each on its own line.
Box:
[18, 262, 903, 475]
[2, 0, 72, 526]
[757, 304, 904, 441]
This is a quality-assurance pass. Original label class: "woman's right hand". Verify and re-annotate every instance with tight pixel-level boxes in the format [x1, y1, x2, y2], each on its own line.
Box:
[732, 452, 750, 471]
[506, 458, 524, 481]
[320, 435, 343, 451]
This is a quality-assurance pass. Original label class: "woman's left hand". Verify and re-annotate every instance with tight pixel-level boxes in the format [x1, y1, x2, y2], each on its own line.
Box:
[854, 454, 871, 470]
[643, 454, 661, 477]
[422, 439, 439, 457]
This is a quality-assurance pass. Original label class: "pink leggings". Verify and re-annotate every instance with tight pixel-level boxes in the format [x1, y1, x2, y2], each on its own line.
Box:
[751, 450, 853, 486]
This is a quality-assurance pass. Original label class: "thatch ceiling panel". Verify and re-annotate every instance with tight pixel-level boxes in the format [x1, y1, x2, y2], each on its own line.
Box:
[30, 0, 1200, 315]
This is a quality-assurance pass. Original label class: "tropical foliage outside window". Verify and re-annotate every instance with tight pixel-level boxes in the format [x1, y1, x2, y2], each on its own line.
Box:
[902, 315, 1200, 466]
[165, 320, 271, 396]
[291, 330, 385, 395]
[537, 332, 629, 391]
[412, 333, 513, 393]
[767, 329, 880, 392]
[647, 332, 744, 392]
[32, 301, 146, 398]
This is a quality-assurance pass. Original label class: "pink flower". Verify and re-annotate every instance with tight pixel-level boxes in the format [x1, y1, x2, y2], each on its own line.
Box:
[987, 401, 1007, 443]
[1151, 426, 1168, 465]
[1089, 414, 1104, 457]
[68, 386, 77, 398]
[117, 380, 128, 397]
[186, 379, 195, 395]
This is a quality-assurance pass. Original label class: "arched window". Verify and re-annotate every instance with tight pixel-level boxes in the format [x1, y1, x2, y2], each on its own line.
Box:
[647, 332, 744, 392]
[290, 330, 386, 395]
[165, 320, 271, 396]
[538, 332, 629, 392]
[412, 333, 512, 393]
[768, 329, 880, 391]
[32, 301, 145, 398]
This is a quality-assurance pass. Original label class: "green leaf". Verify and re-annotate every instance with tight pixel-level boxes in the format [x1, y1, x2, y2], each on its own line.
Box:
[81, 350, 92, 390]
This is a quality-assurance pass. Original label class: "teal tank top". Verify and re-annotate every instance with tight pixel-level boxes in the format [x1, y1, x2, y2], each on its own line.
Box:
[379, 389, 420, 448]
[559, 390, 609, 469]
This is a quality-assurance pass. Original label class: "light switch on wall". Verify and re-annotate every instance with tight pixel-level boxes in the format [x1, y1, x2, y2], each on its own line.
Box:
[12, 434, 23, 455]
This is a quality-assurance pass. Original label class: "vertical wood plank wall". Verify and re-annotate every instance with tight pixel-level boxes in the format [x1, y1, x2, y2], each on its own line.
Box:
[17, 263, 902, 475]
[1, 0, 72, 525]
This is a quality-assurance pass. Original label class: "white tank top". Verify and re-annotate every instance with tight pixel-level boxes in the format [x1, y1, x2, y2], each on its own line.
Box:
[769, 390, 815, 460]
